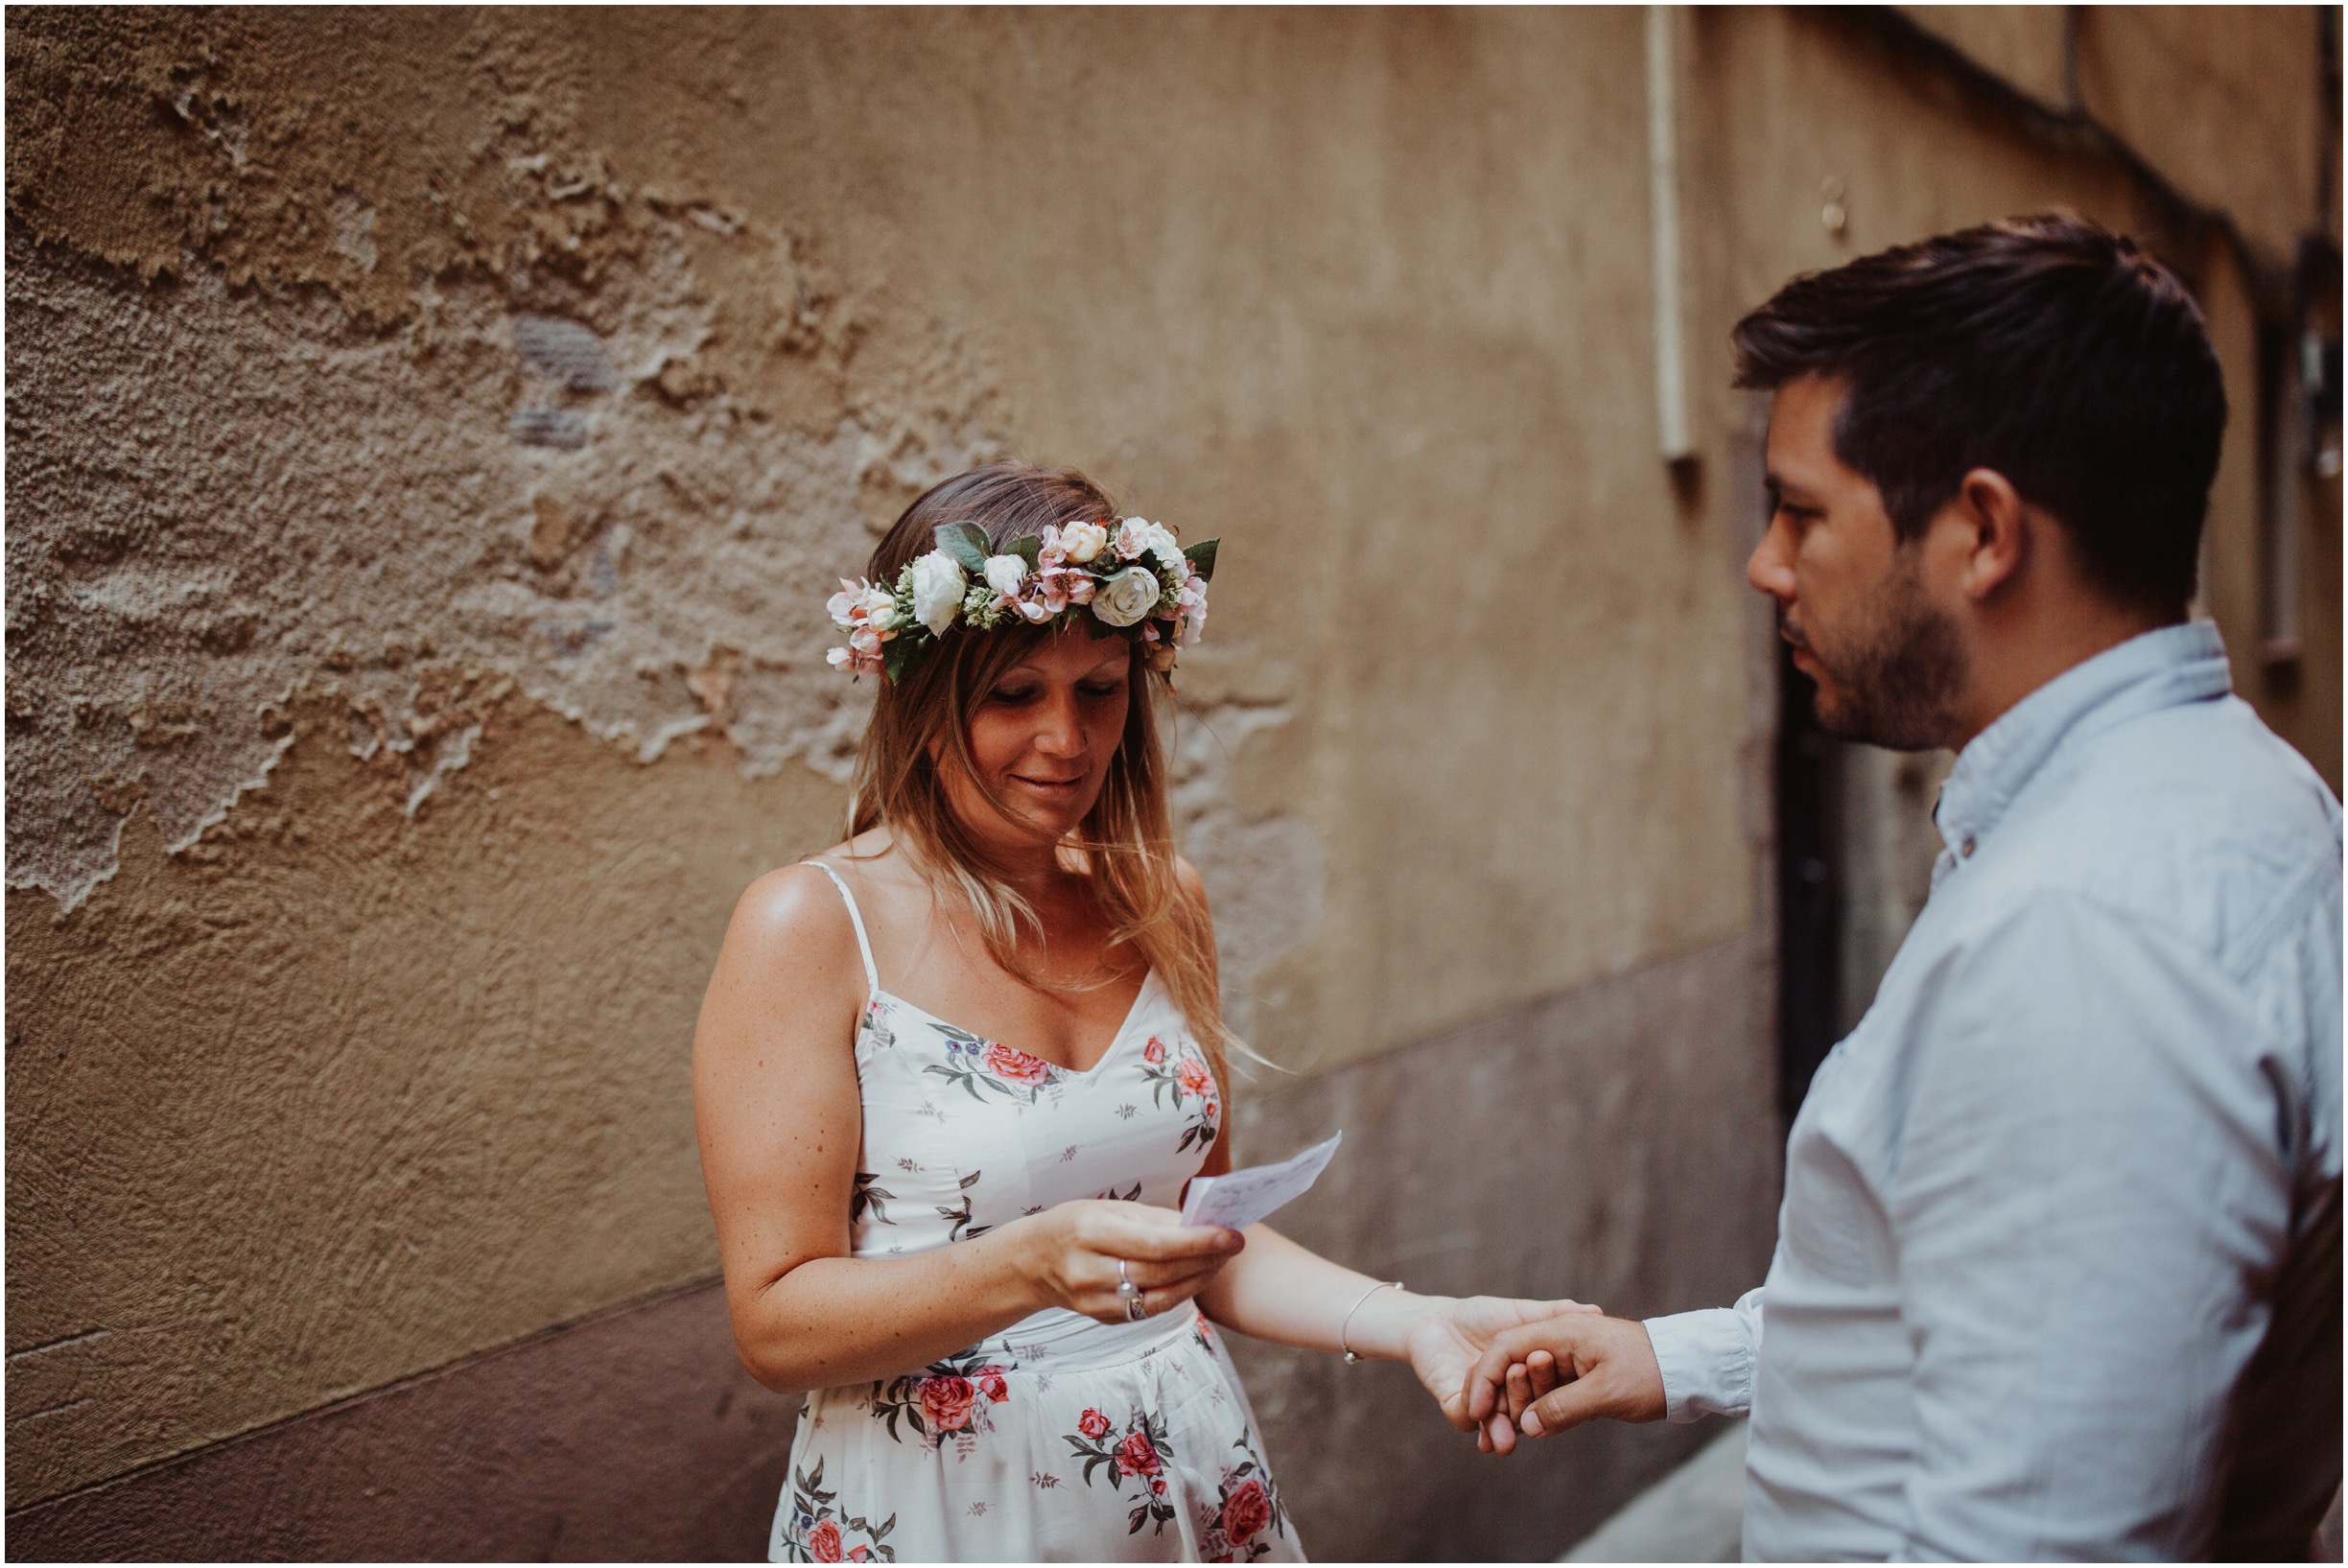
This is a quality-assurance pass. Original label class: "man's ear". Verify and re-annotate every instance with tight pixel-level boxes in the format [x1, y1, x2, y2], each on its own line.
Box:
[1949, 467, 2030, 603]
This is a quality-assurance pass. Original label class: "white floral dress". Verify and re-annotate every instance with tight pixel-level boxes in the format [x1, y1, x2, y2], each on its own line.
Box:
[770, 862, 1302, 1565]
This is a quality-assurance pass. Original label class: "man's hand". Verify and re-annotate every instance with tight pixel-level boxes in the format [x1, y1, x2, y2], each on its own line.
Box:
[1464, 1312, 1667, 1455]
[1402, 1295, 1602, 1433]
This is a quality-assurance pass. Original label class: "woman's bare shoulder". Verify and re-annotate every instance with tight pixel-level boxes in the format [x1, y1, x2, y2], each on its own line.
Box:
[724, 829, 903, 957]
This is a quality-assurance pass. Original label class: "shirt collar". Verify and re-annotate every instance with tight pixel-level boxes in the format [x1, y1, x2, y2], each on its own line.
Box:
[1933, 620, 2233, 860]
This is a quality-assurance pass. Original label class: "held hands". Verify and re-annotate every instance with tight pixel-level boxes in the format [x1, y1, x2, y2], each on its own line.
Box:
[1009, 1200, 1243, 1325]
[1461, 1312, 1668, 1455]
[1400, 1295, 1606, 1433]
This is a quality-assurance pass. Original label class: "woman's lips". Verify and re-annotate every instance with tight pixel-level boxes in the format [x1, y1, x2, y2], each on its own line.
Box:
[1009, 774, 1084, 796]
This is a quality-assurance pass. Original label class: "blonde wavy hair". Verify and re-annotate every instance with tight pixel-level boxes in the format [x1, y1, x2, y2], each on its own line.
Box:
[843, 461, 1230, 1090]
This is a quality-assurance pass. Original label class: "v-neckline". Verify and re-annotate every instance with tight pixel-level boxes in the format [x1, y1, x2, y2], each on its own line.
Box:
[876, 969, 1160, 1080]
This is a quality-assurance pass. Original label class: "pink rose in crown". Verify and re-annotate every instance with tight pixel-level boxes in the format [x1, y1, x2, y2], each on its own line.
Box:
[1115, 1430, 1162, 1478]
[807, 1520, 843, 1562]
[918, 1375, 977, 1433]
[1142, 1037, 1168, 1065]
[974, 1365, 1011, 1404]
[1177, 1057, 1214, 1099]
[1078, 1408, 1112, 1439]
[982, 1041, 1053, 1086]
[1221, 1479, 1272, 1546]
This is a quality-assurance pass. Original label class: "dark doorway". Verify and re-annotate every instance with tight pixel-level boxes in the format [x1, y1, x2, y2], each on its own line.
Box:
[1774, 642, 1843, 1122]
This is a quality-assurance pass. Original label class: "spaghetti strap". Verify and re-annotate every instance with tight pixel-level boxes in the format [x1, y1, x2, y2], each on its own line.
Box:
[802, 859, 880, 1001]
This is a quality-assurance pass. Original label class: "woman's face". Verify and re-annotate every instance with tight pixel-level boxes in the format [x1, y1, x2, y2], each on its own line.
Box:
[943, 628, 1134, 854]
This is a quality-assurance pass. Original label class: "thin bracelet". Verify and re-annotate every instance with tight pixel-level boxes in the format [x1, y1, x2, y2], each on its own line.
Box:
[1339, 1279, 1403, 1365]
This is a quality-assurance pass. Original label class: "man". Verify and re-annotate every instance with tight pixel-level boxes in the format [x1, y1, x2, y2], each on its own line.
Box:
[1466, 216, 2342, 1559]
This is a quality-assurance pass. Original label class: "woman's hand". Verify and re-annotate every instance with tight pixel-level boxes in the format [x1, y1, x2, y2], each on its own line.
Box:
[1402, 1294, 1605, 1435]
[1007, 1200, 1245, 1324]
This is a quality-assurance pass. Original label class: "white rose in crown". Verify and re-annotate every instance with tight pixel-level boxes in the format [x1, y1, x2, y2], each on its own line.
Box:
[909, 550, 967, 635]
[982, 553, 1030, 598]
[1142, 523, 1186, 586]
[1093, 565, 1162, 627]
[1058, 520, 1109, 563]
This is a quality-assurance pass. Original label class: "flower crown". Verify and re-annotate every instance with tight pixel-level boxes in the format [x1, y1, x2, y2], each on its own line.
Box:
[826, 516, 1218, 684]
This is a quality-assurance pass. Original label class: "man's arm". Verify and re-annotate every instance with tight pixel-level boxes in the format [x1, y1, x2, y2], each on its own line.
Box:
[1645, 1287, 1765, 1420]
[1889, 893, 2291, 1560]
[1463, 1286, 1764, 1453]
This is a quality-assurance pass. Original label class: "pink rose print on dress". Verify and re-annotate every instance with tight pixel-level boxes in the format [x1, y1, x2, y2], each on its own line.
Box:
[1195, 1435, 1287, 1560]
[1139, 1039, 1222, 1152]
[872, 1347, 1017, 1449]
[808, 1521, 843, 1561]
[1065, 1408, 1178, 1534]
[925, 1024, 1062, 1105]
[918, 1377, 976, 1433]
[1221, 1479, 1272, 1546]
[1115, 1429, 1162, 1478]
[982, 1041, 1054, 1086]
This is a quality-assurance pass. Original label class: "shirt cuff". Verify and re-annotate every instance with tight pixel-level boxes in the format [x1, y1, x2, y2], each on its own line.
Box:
[1642, 1307, 1755, 1422]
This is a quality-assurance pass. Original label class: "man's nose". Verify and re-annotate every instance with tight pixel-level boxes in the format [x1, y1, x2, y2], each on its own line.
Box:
[1747, 514, 1797, 600]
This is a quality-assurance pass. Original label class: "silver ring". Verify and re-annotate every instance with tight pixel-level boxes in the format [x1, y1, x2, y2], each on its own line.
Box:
[1116, 1259, 1138, 1299]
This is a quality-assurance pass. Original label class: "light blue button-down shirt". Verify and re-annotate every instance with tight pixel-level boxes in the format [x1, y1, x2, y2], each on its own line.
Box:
[1644, 621, 2342, 1561]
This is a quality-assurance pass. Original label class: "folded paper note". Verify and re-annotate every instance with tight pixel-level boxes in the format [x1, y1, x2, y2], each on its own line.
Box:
[1180, 1132, 1343, 1232]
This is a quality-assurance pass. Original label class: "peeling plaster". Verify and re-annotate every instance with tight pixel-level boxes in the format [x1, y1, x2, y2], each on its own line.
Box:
[5, 220, 1007, 908]
[4, 222, 1323, 1032]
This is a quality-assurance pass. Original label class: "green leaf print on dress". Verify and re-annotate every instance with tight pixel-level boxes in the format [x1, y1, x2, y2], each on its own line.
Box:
[935, 1169, 991, 1241]
[851, 1173, 896, 1226]
[781, 1458, 898, 1563]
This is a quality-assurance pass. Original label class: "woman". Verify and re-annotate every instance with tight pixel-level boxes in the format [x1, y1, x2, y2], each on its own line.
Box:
[695, 462, 1586, 1562]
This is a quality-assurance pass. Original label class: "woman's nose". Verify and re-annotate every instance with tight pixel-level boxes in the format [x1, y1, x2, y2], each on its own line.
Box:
[1032, 691, 1085, 756]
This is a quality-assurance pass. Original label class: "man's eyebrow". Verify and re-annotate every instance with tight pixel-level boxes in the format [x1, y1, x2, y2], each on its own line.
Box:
[1765, 472, 1816, 507]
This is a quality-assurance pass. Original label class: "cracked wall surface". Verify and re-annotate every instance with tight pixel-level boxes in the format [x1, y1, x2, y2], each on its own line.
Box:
[12, 4, 2330, 1533]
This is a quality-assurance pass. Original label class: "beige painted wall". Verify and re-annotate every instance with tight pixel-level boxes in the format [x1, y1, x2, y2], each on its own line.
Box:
[8, 4, 2335, 1519]
[7, 7, 1756, 1506]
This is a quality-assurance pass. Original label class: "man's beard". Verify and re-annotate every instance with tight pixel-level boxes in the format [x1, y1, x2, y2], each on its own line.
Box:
[1790, 558, 1965, 752]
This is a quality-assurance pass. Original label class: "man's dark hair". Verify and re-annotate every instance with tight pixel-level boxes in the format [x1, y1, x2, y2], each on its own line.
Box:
[1732, 214, 2227, 618]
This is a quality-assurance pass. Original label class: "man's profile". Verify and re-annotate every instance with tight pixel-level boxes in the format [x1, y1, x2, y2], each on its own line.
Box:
[1465, 215, 2342, 1562]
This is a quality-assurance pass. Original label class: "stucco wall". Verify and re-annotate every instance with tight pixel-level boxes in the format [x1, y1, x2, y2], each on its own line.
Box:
[7, 6, 1760, 1516]
[7, 6, 2336, 1555]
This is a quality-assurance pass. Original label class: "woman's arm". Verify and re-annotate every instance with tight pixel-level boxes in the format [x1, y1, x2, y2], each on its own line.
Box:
[1171, 859, 1594, 1430]
[693, 864, 1241, 1393]
[1196, 1226, 1593, 1432]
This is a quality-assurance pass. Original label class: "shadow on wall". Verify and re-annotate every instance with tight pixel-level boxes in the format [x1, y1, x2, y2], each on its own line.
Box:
[5, 1283, 791, 1562]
